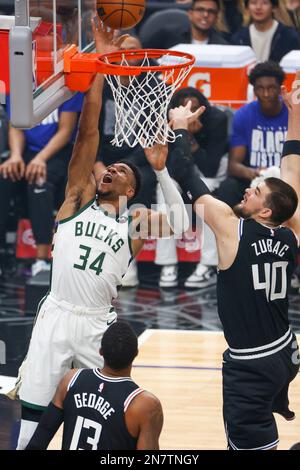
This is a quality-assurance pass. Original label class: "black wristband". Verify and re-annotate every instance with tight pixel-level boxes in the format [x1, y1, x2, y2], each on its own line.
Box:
[180, 167, 211, 205]
[282, 140, 300, 158]
[170, 129, 211, 204]
[26, 402, 64, 450]
[174, 128, 190, 153]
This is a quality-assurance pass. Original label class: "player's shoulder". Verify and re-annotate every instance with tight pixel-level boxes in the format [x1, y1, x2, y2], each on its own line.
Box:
[60, 369, 82, 388]
[53, 369, 84, 405]
[281, 225, 299, 246]
[129, 390, 162, 415]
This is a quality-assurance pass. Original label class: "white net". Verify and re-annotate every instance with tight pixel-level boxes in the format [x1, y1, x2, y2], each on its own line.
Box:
[104, 51, 194, 148]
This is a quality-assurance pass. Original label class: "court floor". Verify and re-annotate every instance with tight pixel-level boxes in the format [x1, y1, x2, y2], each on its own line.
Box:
[44, 330, 300, 450]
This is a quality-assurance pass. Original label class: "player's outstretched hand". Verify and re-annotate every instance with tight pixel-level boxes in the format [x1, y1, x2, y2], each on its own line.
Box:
[92, 13, 129, 55]
[144, 143, 168, 171]
[169, 100, 206, 130]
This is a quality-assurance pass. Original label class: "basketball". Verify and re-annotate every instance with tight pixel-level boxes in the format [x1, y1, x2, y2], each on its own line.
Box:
[96, 0, 145, 30]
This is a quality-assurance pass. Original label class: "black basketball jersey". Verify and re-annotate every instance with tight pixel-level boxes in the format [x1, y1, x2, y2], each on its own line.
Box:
[217, 218, 298, 350]
[62, 368, 143, 450]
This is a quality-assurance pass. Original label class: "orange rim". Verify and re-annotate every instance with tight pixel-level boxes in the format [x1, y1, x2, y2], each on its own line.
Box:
[97, 48, 195, 75]
[63, 47, 195, 91]
[64, 46, 195, 76]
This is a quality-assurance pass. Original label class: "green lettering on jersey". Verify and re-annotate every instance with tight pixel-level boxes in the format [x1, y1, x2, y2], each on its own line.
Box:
[95, 224, 107, 240]
[75, 221, 83, 236]
[112, 239, 125, 254]
[74, 244, 106, 276]
[73, 244, 91, 270]
[90, 252, 106, 276]
[104, 229, 118, 246]
[86, 222, 96, 237]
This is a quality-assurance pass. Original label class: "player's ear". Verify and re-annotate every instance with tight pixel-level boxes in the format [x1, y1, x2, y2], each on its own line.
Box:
[260, 207, 272, 220]
[127, 186, 135, 199]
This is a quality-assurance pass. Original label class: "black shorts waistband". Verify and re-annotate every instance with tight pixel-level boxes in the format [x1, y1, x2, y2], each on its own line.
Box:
[228, 328, 293, 360]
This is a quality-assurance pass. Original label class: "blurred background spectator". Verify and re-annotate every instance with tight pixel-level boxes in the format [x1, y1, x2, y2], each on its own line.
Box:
[284, 0, 300, 31]
[232, 0, 300, 62]
[155, 87, 229, 288]
[0, 93, 83, 278]
[141, 0, 229, 49]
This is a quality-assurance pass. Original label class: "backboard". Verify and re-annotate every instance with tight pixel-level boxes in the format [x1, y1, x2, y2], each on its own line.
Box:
[9, 0, 96, 128]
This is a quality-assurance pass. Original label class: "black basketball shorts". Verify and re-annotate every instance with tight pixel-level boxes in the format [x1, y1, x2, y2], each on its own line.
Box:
[222, 335, 299, 450]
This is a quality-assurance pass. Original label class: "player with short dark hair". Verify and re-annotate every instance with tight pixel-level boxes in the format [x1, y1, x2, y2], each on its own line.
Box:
[15, 17, 190, 450]
[168, 92, 300, 450]
[233, 176, 298, 224]
[26, 321, 163, 450]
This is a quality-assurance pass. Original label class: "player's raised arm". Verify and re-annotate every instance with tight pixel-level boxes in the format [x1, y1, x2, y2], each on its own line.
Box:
[129, 140, 190, 257]
[169, 102, 238, 238]
[66, 18, 128, 200]
[281, 72, 300, 239]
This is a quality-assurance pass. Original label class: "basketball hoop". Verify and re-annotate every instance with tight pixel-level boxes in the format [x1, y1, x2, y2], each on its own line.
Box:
[63, 47, 195, 148]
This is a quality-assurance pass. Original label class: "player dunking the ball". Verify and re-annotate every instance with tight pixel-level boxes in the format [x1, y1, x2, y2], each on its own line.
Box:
[15, 18, 192, 449]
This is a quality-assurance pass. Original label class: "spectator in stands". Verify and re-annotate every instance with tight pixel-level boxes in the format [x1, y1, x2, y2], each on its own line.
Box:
[155, 87, 229, 288]
[222, 0, 244, 35]
[142, 0, 229, 49]
[285, 0, 300, 31]
[0, 93, 83, 277]
[231, 0, 300, 62]
[217, 61, 287, 209]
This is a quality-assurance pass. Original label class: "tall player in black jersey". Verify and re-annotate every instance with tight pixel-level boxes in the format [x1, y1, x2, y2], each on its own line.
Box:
[26, 321, 163, 450]
[169, 95, 300, 450]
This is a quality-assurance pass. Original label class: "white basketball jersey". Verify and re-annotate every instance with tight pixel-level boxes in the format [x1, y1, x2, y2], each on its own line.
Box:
[50, 199, 133, 308]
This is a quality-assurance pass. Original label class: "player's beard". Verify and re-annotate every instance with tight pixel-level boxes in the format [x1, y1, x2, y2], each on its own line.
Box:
[233, 203, 252, 219]
[97, 188, 114, 200]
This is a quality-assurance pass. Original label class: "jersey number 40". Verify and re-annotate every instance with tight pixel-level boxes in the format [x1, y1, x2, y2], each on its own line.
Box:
[252, 261, 288, 302]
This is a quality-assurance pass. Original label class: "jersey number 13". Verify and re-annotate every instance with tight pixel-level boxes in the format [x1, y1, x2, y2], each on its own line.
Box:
[70, 416, 102, 450]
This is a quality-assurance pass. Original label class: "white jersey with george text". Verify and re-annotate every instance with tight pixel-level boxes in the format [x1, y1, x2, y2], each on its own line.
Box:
[50, 199, 132, 309]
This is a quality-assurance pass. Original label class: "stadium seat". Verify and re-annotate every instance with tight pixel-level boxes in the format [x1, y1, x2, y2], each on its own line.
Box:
[139, 8, 190, 49]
